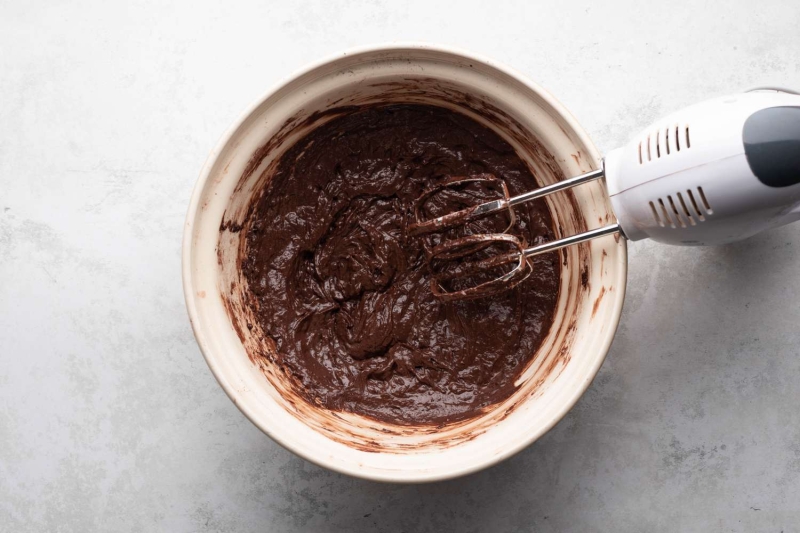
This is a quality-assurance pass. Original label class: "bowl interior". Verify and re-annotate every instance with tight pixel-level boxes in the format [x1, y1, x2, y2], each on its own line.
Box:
[184, 46, 627, 482]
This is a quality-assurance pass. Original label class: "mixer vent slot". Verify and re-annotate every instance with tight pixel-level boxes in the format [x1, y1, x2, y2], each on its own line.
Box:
[649, 201, 664, 227]
[649, 187, 712, 228]
[652, 198, 675, 228]
[638, 124, 692, 164]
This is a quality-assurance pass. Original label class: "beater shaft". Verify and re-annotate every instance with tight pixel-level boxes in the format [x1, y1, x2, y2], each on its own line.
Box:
[522, 223, 621, 258]
[508, 168, 604, 207]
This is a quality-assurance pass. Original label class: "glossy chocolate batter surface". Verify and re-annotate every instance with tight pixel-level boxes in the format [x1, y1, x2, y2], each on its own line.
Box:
[242, 104, 560, 425]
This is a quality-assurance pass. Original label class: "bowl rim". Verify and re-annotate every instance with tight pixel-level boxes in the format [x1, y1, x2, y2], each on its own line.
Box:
[182, 41, 628, 482]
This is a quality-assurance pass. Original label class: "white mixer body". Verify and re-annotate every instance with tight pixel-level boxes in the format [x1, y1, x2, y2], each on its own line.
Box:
[604, 91, 800, 245]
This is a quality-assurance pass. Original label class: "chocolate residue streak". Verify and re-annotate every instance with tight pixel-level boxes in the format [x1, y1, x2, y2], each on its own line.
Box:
[241, 104, 560, 426]
[219, 220, 244, 233]
[592, 286, 607, 318]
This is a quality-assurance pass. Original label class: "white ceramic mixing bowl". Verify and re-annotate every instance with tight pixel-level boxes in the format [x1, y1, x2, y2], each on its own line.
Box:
[183, 43, 627, 482]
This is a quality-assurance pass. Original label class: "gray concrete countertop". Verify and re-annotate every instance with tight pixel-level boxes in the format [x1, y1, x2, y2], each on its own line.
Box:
[2, 1, 799, 531]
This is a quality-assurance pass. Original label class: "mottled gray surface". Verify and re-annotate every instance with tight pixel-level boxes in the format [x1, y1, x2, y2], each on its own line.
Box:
[1, 0, 799, 531]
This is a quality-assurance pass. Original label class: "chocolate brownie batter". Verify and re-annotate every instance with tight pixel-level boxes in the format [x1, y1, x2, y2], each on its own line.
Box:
[242, 104, 560, 425]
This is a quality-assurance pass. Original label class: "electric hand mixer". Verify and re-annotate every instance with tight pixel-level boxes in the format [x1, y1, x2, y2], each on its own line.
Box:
[409, 89, 800, 301]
